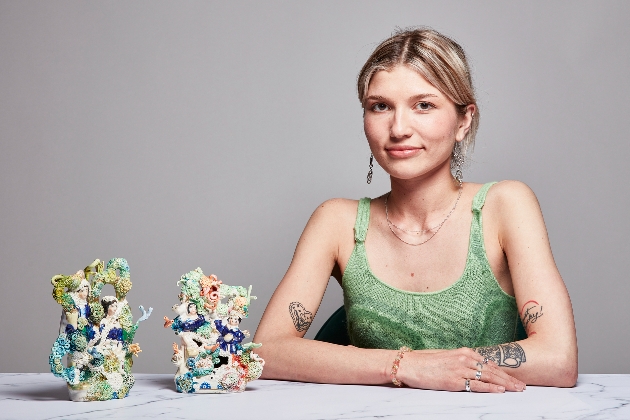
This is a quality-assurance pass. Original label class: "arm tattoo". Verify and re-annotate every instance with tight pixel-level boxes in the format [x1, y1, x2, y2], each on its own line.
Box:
[521, 300, 544, 331]
[289, 302, 314, 332]
[475, 343, 526, 368]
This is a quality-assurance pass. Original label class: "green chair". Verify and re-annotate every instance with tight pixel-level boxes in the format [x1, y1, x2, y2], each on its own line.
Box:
[313, 306, 350, 345]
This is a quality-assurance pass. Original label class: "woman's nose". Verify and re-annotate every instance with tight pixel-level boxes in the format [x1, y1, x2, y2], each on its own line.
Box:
[390, 109, 413, 139]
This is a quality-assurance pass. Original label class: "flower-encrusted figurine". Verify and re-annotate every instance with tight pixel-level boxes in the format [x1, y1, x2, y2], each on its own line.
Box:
[164, 268, 264, 393]
[49, 258, 152, 401]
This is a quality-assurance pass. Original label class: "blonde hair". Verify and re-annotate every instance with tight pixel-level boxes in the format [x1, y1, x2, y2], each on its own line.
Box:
[357, 28, 479, 163]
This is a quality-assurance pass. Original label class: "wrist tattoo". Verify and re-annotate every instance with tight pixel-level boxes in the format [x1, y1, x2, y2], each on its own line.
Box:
[475, 342, 526, 368]
[521, 300, 544, 331]
[289, 302, 314, 332]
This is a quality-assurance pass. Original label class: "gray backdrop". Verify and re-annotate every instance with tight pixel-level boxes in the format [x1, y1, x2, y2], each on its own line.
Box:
[1, 1, 628, 375]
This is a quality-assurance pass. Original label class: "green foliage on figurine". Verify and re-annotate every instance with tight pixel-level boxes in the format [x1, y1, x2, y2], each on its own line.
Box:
[164, 268, 264, 393]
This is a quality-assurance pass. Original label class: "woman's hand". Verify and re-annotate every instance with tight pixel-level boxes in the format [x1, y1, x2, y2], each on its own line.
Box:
[397, 347, 526, 392]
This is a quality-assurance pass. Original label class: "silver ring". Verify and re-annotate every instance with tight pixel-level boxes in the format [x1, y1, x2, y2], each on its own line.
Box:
[465, 379, 471, 392]
[483, 357, 489, 364]
[476, 362, 483, 370]
[475, 370, 482, 381]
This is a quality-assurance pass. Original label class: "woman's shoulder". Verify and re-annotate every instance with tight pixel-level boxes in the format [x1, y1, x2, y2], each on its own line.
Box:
[484, 180, 539, 209]
[481, 180, 542, 229]
[316, 197, 362, 211]
[310, 197, 363, 225]
[302, 198, 366, 248]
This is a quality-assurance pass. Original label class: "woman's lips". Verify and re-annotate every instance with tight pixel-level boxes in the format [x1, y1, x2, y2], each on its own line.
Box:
[386, 147, 422, 158]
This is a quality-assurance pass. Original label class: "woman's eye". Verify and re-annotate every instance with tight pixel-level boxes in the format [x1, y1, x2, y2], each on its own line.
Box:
[371, 103, 389, 112]
[416, 102, 433, 111]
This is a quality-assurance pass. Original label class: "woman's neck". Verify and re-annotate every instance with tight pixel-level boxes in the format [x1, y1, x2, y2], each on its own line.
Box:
[387, 172, 461, 232]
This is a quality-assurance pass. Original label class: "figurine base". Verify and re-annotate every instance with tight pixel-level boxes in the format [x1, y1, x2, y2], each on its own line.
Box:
[174, 371, 247, 394]
[189, 388, 240, 394]
[67, 382, 131, 402]
[68, 385, 89, 402]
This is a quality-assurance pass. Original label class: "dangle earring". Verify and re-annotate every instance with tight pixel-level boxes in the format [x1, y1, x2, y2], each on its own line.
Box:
[366, 153, 374, 184]
[451, 142, 464, 185]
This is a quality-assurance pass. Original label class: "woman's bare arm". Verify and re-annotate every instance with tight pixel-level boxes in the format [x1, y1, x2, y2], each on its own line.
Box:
[254, 199, 394, 383]
[472, 181, 578, 387]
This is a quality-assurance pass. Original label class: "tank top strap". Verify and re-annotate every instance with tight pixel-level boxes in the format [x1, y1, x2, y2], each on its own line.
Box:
[471, 182, 498, 214]
[469, 182, 498, 264]
[354, 198, 371, 243]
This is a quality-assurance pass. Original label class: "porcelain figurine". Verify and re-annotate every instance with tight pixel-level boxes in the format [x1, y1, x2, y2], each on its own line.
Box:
[164, 268, 264, 393]
[49, 258, 152, 401]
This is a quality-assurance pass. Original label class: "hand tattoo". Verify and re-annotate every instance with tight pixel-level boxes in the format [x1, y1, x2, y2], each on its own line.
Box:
[521, 300, 544, 330]
[289, 302, 314, 332]
[475, 343, 526, 368]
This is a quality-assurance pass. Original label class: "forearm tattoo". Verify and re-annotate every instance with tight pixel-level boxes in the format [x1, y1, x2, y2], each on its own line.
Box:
[475, 343, 526, 368]
[521, 300, 544, 333]
[289, 302, 314, 332]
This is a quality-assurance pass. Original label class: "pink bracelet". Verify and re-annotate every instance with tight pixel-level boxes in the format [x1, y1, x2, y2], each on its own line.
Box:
[390, 346, 412, 387]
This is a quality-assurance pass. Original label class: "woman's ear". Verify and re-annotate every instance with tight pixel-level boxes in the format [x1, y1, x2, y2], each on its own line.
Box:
[456, 104, 476, 142]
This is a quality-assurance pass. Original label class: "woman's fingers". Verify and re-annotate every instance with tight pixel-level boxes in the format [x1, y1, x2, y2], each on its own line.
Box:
[466, 360, 525, 391]
[467, 378, 506, 393]
[471, 367, 524, 391]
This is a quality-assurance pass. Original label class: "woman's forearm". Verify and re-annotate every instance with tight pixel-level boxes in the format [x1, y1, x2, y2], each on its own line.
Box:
[474, 337, 577, 387]
[255, 327, 576, 387]
[257, 336, 396, 385]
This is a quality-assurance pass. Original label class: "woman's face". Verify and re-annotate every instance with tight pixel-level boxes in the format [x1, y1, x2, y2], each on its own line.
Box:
[107, 302, 118, 317]
[363, 65, 473, 182]
[78, 286, 89, 300]
[188, 304, 197, 315]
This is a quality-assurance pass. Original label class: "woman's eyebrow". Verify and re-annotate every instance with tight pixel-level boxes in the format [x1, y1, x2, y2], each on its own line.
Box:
[364, 93, 439, 102]
[364, 95, 387, 102]
[409, 93, 439, 100]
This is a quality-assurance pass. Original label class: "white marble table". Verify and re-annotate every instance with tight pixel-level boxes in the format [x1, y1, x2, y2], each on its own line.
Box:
[0, 373, 628, 419]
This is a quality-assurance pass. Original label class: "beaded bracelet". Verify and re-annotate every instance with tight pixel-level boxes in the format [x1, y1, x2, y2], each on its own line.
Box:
[390, 346, 412, 387]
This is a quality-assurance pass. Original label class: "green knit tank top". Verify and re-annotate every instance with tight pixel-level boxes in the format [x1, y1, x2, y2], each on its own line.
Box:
[342, 182, 526, 350]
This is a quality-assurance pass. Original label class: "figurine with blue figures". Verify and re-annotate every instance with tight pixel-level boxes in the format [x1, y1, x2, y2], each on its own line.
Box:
[164, 268, 264, 393]
[49, 258, 152, 401]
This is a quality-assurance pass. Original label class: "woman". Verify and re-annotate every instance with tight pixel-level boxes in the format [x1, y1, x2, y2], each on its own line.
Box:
[169, 303, 207, 333]
[97, 296, 124, 345]
[215, 310, 250, 356]
[59, 277, 93, 336]
[166, 302, 212, 358]
[254, 28, 577, 392]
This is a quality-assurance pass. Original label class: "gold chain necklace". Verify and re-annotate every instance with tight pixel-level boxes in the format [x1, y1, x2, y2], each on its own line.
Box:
[384, 185, 463, 246]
